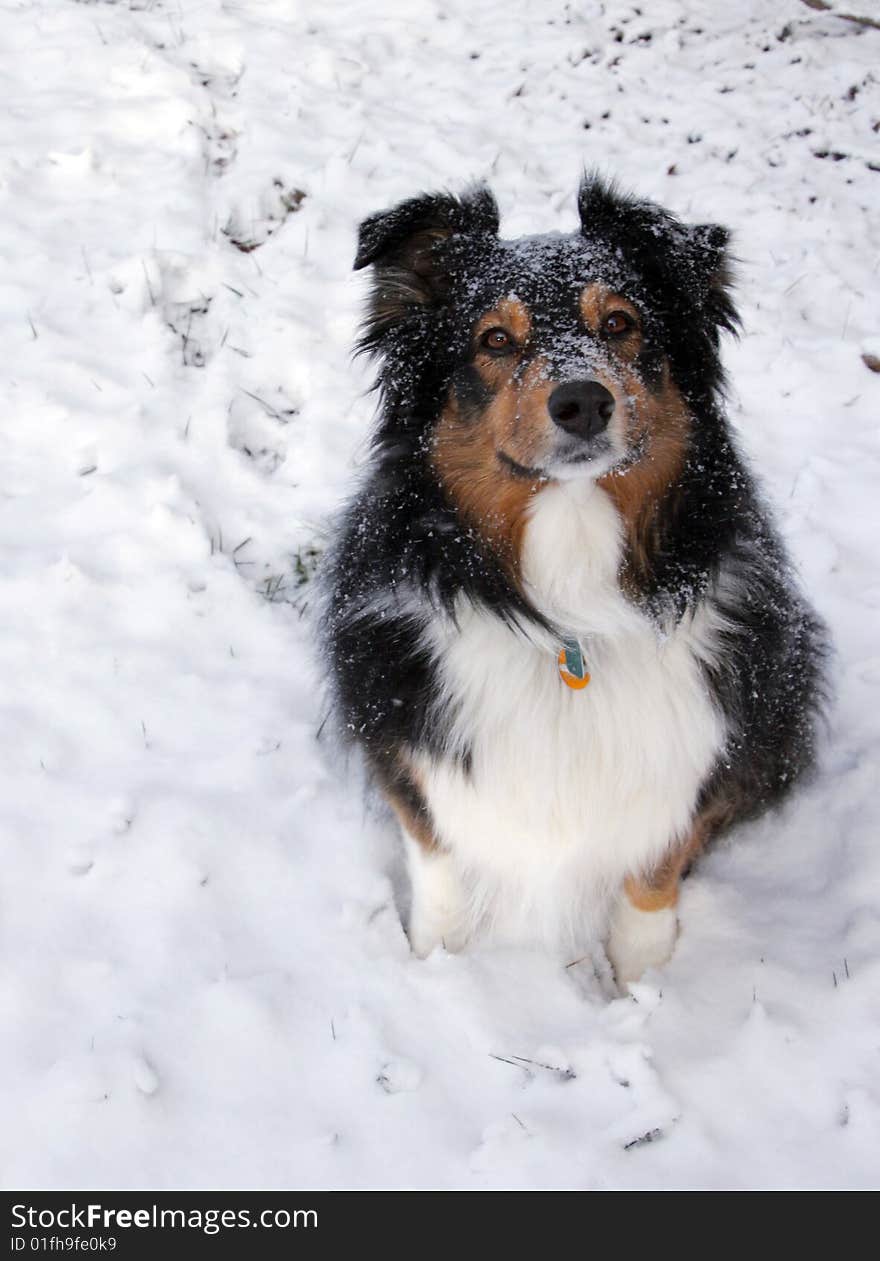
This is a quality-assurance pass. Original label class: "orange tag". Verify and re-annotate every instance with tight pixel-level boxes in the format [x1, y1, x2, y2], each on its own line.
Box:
[558, 646, 590, 690]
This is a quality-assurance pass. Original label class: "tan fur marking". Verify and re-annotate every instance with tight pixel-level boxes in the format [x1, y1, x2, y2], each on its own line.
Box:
[474, 296, 532, 346]
[580, 285, 690, 581]
[598, 370, 691, 585]
[579, 283, 641, 340]
[624, 795, 737, 913]
[579, 282, 608, 333]
[624, 874, 679, 912]
[433, 362, 553, 577]
[383, 755, 438, 853]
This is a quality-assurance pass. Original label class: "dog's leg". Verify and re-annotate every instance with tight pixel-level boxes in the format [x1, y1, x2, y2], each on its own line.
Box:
[382, 762, 468, 957]
[607, 814, 713, 986]
[606, 869, 680, 987]
[402, 831, 467, 957]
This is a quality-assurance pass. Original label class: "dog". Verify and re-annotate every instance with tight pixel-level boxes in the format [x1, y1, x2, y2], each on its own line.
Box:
[320, 174, 827, 984]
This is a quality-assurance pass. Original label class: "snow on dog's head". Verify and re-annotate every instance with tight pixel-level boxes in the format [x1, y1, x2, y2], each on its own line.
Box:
[353, 174, 739, 586]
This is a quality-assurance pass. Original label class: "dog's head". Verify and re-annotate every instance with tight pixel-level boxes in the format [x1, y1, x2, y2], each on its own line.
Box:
[355, 175, 738, 569]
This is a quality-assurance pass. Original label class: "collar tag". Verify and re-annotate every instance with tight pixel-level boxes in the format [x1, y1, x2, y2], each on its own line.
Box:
[558, 638, 590, 690]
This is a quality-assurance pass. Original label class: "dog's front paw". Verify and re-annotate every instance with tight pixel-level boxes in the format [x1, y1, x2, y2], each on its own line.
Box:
[606, 898, 678, 987]
[408, 913, 466, 959]
[405, 837, 468, 958]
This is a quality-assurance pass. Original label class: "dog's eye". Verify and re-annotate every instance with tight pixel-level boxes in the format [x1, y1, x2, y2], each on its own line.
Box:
[480, 327, 513, 354]
[602, 311, 634, 338]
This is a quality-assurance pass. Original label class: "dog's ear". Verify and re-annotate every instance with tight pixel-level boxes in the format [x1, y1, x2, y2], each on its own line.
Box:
[353, 187, 498, 341]
[577, 173, 738, 334]
[354, 185, 498, 274]
[683, 221, 738, 334]
[577, 171, 643, 237]
[687, 222, 730, 274]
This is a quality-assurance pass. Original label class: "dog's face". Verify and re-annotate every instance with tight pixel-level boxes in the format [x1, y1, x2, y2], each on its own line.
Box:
[355, 176, 737, 569]
[437, 234, 678, 486]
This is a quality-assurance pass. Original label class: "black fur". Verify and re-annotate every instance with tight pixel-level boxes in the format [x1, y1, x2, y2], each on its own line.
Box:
[321, 174, 828, 837]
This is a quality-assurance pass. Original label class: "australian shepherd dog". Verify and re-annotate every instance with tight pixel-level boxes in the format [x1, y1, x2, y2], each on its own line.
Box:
[320, 175, 827, 985]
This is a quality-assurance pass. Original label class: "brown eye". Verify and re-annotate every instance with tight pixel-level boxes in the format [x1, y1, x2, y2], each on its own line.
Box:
[480, 327, 512, 353]
[603, 311, 634, 338]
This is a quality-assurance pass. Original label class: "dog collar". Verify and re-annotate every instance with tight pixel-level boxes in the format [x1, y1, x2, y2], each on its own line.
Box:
[558, 638, 590, 690]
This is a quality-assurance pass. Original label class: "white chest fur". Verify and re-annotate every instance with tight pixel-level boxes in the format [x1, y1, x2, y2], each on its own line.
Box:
[411, 481, 726, 950]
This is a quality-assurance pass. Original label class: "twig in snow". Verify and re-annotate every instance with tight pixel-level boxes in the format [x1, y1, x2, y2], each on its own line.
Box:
[181, 310, 192, 365]
[490, 1052, 576, 1081]
[508, 1054, 573, 1076]
[623, 1127, 663, 1151]
[240, 387, 290, 422]
[798, 0, 880, 28]
[565, 953, 590, 969]
[141, 260, 156, 306]
[260, 574, 286, 602]
[489, 1053, 522, 1069]
[841, 300, 852, 339]
[506, 1054, 574, 1084]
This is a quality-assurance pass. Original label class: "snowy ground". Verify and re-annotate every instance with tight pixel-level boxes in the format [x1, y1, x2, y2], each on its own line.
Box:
[1, 0, 878, 1190]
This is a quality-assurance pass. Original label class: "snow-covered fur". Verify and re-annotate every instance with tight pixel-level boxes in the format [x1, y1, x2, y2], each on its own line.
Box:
[321, 175, 827, 980]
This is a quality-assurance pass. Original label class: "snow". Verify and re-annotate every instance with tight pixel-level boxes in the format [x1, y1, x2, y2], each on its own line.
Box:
[1, 0, 878, 1190]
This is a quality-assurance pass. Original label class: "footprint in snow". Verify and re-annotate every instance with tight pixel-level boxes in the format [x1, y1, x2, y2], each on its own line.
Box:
[376, 1059, 423, 1094]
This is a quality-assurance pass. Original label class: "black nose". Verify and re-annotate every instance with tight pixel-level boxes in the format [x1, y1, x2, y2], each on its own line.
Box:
[547, 380, 615, 441]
